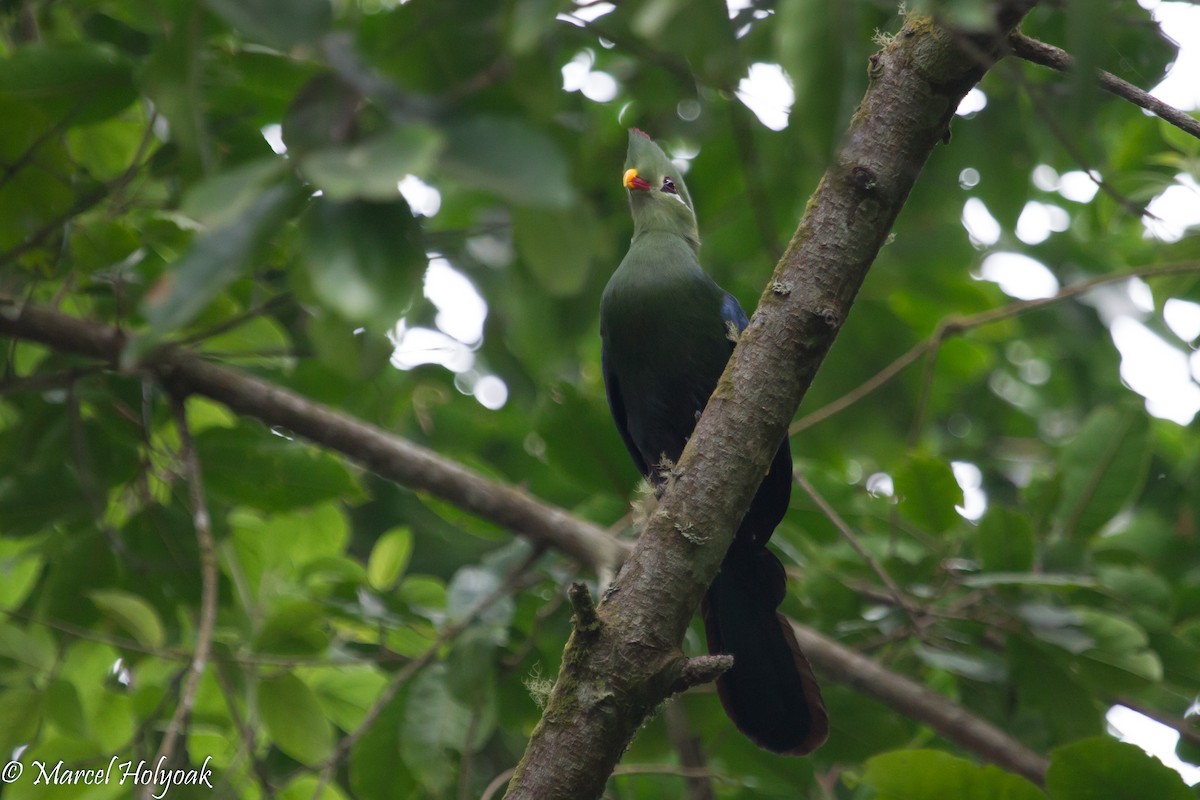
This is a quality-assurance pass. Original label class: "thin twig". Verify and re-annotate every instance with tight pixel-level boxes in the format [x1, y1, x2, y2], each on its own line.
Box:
[308, 546, 546, 799]
[212, 661, 277, 799]
[1009, 31, 1200, 142]
[790, 620, 1049, 784]
[664, 702, 716, 800]
[1113, 696, 1200, 750]
[795, 473, 927, 635]
[0, 99, 86, 191]
[791, 261, 1200, 434]
[1003, 57, 1151, 219]
[141, 395, 220, 799]
[175, 293, 293, 347]
[728, 106, 784, 261]
[481, 768, 517, 800]
[481, 763, 731, 800]
[906, 332, 944, 447]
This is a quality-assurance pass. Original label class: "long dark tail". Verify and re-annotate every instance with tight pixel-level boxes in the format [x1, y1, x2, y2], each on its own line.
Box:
[701, 544, 828, 755]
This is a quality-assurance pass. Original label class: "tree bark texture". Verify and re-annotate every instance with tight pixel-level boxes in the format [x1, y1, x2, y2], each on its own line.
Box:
[503, 6, 1038, 798]
[0, 297, 1049, 786]
[0, 7, 1049, 795]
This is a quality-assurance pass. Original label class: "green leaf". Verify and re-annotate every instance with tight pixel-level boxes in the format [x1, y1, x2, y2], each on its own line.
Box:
[442, 117, 573, 208]
[195, 314, 293, 369]
[367, 527, 414, 591]
[230, 504, 351, 591]
[914, 645, 1006, 683]
[893, 452, 964, 534]
[198, 425, 363, 512]
[44, 679, 88, 739]
[349, 689, 419, 799]
[446, 626, 499, 706]
[306, 664, 389, 732]
[1056, 405, 1151, 539]
[258, 671, 335, 766]
[512, 205, 596, 297]
[0, 43, 136, 124]
[1075, 608, 1163, 686]
[977, 506, 1036, 572]
[298, 197, 426, 329]
[0, 688, 44, 761]
[400, 663, 473, 794]
[962, 573, 1096, 589]
[206, 0, 332, 49]
[181, 156, 290, 228]
[0, 98, 75, 251]
[88, 589, 165, 650]
[278, 775, 350, 800]
[1047, 737, 1193, 800]
[864, 749, 1045, 799]
[448, 566, 514, 643]
[142, 179, 304, 338]
[308, 312, 395, 380]
[140, 4, 209, 178]
[66, 114, 148, 181]
[398, 575, 447, 615]
[300, 125, 444, 201]
[1010, 638, 1101, 741]
[0, 623, 55, 673]
[254, 599, 330, 656]
[0, 537, 44, 610]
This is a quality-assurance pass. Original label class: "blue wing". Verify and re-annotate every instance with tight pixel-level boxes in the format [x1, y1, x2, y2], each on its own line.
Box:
[721, 291, 750, 339]
[601, 342, 649, 476]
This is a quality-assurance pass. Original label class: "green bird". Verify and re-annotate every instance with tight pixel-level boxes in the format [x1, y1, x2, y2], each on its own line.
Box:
[600, 129, 828, 755]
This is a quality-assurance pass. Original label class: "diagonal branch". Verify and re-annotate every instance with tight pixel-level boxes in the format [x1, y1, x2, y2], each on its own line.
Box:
[0, 297, 625, 574]
[0, 298, 1051, 785]
[502, 5, 1040, 797]
[141, 395, 220, 800]
[1009, 31, 1200, 142]
[789, 621, 1049, 784]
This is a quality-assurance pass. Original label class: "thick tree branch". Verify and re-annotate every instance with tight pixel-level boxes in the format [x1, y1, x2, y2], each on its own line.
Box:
[0, 289, 1053, 788]
[503, 5, 1039, 797]
[0, 298, 624, 573]
[1009, 31, 1200, 141]
[790, 621, 1049, 785]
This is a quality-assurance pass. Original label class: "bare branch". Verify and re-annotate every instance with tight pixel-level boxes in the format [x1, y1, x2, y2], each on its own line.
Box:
[1009, 31, 1200, 141]
[664, 703, 716, 800]
[141, 396, 220, 800]
[795, 473, 927, 634]
[0, 298, 626, 573]
[790, 620, 1049, 785]
[503, 5, 1040, 796]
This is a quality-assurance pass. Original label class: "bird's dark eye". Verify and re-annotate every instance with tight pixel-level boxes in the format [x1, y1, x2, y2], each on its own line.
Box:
[661, 177, 677, 194]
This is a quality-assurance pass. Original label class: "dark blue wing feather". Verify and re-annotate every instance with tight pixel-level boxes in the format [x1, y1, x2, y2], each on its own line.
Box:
[601, 342, 649, 476]
[720, 291, 750, 337]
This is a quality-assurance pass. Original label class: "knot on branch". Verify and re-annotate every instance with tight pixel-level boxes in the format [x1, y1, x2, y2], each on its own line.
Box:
[849, 165, 878, 193]
[568, 582, 601, 636]
[668, 654, 734, 696]
[818, 307, 842, 328]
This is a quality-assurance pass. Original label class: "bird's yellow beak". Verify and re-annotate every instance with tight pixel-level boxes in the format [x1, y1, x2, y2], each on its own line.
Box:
[623, 168, 651, 191]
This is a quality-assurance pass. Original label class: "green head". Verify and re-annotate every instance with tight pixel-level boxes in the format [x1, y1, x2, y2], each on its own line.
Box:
[623, 129, 698, 244]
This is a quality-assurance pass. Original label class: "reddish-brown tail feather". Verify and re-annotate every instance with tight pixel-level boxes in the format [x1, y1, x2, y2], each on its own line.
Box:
[701, 546, 828, 755]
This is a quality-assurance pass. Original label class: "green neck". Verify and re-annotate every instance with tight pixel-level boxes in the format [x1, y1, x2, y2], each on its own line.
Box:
[629, 197, 700, 256]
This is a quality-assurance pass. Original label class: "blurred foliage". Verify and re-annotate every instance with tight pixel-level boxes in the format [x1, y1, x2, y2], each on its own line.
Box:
[1, 0, 1199, 798]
